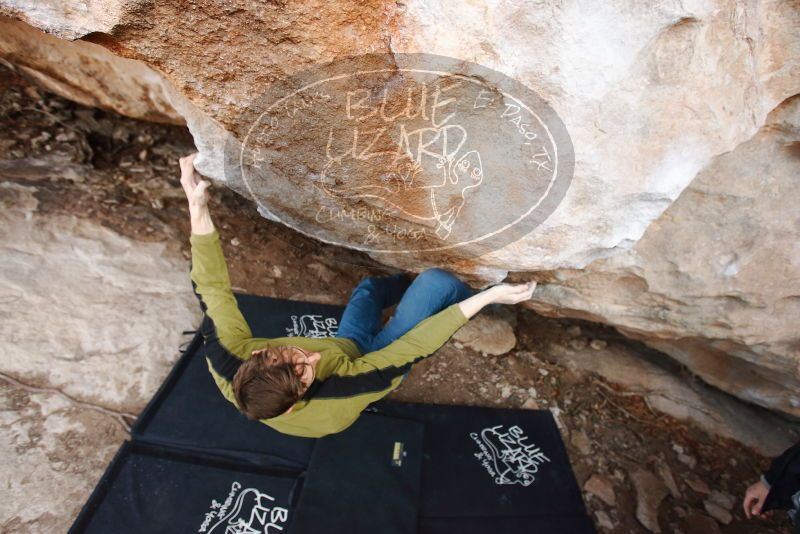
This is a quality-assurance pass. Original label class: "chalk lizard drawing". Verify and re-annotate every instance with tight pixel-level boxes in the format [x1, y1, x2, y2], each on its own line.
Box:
[318, 123, 484, 240]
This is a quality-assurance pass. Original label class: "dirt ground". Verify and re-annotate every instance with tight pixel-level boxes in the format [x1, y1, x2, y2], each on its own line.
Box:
[0, 62, 792, 533]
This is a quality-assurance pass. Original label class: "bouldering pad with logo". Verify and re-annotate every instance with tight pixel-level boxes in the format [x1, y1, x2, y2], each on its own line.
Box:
[371, 402, 587, 516]
[74, 292, 594, 533]
[370, 402, 595, 532]
[69, 441, 299, 534]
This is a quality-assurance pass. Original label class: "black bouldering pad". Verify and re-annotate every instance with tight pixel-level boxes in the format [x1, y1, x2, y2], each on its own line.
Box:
[76, 292, 594, 533]
[289, 413, 425, 534]
[371, 402, 586, 517]
[371, 402, 595, 532]
[69, 441, 300, 534]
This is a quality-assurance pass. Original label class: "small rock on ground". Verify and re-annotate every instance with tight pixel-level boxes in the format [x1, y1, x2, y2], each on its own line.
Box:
[571, 429, 592, 455]
[685, 478, 710, 495]
[453, 313, 517, 356]
[584, 474, 616, 507]
[590, 339, 607, 350]
[522, 398, 539, 410]
[703, 500, 732, 525]
[655, 459, 682, 499]
[631, 468, 670, 533]
[678, 453, 697, 469]
[595, 510, 615, 531]
[707, 490, 735, 511]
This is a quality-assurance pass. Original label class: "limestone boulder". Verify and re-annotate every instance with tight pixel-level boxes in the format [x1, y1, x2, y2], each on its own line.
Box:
[0, 182, 200, 412]
[0, 379, 127, 534]
[0, 16, 183, 124]
[0, 182, 200, 531]
[0, 0, 798, 417]
[531, 96, 800, 417]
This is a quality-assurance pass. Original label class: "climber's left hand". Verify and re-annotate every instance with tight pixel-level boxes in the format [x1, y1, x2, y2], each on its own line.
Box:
[180, 152, 215, 235]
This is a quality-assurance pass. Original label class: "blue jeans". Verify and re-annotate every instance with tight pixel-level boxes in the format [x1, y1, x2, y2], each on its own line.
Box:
[335, 268, 477, 355]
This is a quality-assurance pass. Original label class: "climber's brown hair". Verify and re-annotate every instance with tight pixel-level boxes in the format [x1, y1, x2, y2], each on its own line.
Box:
[231, 346, 306, 420]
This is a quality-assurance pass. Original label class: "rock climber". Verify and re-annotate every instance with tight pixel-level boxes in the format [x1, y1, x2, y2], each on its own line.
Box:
[179, 152, 537, 437]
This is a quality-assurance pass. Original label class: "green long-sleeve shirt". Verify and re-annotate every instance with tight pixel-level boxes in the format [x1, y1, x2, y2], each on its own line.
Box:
[189, 230, 469, 438]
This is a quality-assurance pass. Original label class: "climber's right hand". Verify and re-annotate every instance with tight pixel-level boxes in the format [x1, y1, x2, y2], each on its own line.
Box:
[487, 281, 537, 305]
[179, 152, 211, 211]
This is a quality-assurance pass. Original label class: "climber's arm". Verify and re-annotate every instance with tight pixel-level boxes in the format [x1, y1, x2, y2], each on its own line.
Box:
[180, 153, 214, 235]
[353, 281, 535, 371]
[181, 154, 252, 351]
[304, 282, 537, 402]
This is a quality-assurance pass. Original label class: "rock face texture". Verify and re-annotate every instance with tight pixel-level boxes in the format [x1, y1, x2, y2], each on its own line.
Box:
[0, 182, 200, 532]
[0, 16, 184, 124]
[0, 182, 200, 412]
[547, 332, 796, 456]
[533, 98, 800, 420]
[0, 378, 127, 534]
[0, 1, 798, 417]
